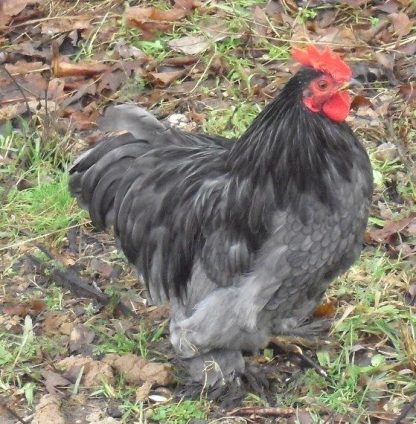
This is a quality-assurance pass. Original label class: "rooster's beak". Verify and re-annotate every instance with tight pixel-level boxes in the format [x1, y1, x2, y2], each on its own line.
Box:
[341, 79, 363, 91]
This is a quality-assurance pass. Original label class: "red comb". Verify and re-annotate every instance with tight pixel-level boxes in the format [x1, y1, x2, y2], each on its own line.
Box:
[292, 45, 352, 83]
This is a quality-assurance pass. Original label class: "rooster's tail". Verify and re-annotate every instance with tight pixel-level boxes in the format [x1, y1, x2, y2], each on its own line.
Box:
[69, 105, 165, 230]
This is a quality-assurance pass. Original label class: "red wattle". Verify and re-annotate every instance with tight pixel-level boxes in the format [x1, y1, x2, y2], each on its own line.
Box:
[322, 91, 351, 122]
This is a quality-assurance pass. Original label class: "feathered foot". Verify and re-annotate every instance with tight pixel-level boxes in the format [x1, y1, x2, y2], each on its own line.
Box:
[174, 350, 270, 408]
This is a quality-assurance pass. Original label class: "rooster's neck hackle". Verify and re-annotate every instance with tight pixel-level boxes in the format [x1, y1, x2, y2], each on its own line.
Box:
[228, 68, 357, 209]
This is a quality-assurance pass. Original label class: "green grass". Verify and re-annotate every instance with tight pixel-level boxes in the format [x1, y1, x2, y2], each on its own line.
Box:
[202, 102, 261, 138]
[1, 171, 86, 242]
[149, 399, 209, 423]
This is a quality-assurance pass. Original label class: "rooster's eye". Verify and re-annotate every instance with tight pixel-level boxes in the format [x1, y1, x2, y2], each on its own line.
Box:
[317, 79, 329, 90]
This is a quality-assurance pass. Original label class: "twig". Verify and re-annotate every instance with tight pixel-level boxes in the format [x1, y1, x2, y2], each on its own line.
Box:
[295, 350, 328, 378]
[0, 63, 31, 117]
[0, 221, 91, 252]
[393, 394, 416, 424]
[0, 397, 27, 424]
[226, 406, 296, 417]
[24, 243, 134, 316]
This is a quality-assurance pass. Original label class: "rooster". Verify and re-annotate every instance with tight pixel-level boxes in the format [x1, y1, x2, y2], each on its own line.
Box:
[69, 45, 373, 392]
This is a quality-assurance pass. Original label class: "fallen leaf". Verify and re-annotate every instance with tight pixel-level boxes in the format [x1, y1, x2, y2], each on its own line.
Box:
[373, 142, 399, 162]
[168, 35, 209, 55]
[126, 6, 187, 39]
[52, 42, 111, 78]
[0, 0, 39, 28]
[164, 55, 199, 66]
[342, 0, 369, 7]
[52, 59, 110, 78]
[114, 42, 148, 61]
[374, 0, 400, 14]
[368, 216, 416, 244]
[406, 284, 416, 306]
[375, 52, 395, 71]
[147, 69, 187, 87]
[104, 353, 173, 386]
[69, 323, 95, 353]
[317, 9, 337, 28]
[4, 60, 46, 75]
[41, 369, 71, 395]
[2, 299, 46, 317]
[389, 12, 412, 37]
[174, 0, 198, 10]
[351, 95, 373, 110]
[41, 15, 92, 35]
[201, 21, 230, 42]
[400, 83, 416, 103]
[253, 6, 269, 37]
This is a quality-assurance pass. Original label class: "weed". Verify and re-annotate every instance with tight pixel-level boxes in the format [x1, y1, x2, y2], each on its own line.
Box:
[149, 399, 208, 424]
[202, 102, 261, 138]
[1, 171, 86, 243]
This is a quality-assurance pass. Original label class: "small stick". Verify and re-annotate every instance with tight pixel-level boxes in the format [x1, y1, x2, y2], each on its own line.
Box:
[0, 397, 27, 424]
[0, 64, 31, 117]
[295, 349, 328, 378]
[393, 393, 416, 424]
[226, 406, 296, 417]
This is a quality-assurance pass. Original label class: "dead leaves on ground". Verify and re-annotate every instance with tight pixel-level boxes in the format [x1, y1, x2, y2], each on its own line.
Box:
[1, 0, 415, 133]
[126, 0, 198, 40]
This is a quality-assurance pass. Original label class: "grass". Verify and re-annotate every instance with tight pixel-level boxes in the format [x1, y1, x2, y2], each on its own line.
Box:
[1, 171, 86, 241]
[202, 102, 261, 137]
[149, 399, 209, 423]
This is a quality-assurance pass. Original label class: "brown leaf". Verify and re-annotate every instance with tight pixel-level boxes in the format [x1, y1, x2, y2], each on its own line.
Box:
[51, 41, 111, 78]
[0, 0, 39, 27]
[389, 12, 412, 37]
[147, 69, 187, 87]
[174, 0, 198, 10]
[168, 35, 209, 55]
[368, 216, 416, 244]
[374, 0, 400, 14]
[317, 9, 337, 28]
[41, 370, 71, 395]
[351, 95, 373, 109]
[52, 58, 111, 78]
[4, 60, 46, 75]
[69, 324, 95, 353]
[126, 6, 188, 39]
[400, 83, 416, 103]
[407, 284, 416, 306]
[40, 15, 92, 35]
[375, 52, 395, 71]
[2, 304, 30, 317]
[342, 0, 369, 7]
[164, 55, 199, 66]
[253, 6, 269, 37]
[2, 299, 46, 317]
[67, 111, 95, 130]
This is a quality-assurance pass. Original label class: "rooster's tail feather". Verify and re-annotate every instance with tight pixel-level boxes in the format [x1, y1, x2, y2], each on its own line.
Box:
[69, 105, 166, 230]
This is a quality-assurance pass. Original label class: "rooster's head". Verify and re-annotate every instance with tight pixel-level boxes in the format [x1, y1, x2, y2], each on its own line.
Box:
[292, 45, 352, 122]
